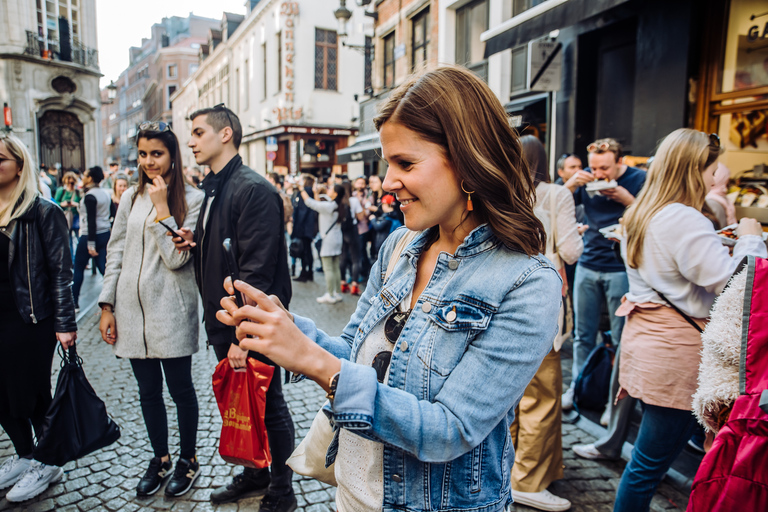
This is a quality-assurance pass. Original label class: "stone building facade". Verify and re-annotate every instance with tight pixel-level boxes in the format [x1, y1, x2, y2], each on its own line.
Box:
[0, 0, 101, 174]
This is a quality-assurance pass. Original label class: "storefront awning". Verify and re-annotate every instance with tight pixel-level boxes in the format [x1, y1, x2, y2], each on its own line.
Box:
[336, 138, 381, 164]
[482, 0, 631, 58]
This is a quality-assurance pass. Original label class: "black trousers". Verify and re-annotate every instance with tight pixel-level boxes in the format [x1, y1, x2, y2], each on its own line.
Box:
[130, 356, 199, 460]
[0, 314, 57, 458]
[213, 344, 295, 496]
[339, 234, 361, 284]
[296, 236, 313, 276]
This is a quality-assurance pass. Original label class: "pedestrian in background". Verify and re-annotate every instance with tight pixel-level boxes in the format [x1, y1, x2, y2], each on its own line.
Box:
[218, 65, 561, 512]
[301, 183, 345, 304]
[98, 122, 204, 498]
[109, 172, 129, 224]
[612, 129, 766, 511]
[563, 138, 646, 455]
[509, 135, 586, 512]
[339, 180, 362, 296]
[54, 171, 81, 259]
[0, 134, 77, 503]
[71, 166, 111, 312]
[291, 175, 318, 282]
[173, 104, 296, 512]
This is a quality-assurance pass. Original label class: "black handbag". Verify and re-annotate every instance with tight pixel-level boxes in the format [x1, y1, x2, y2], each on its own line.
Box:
[289, 237, 304, 258]
[33, 345, 121, 466]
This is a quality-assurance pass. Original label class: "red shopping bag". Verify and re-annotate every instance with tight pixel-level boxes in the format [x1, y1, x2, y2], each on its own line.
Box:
[212, 358, 274, 468]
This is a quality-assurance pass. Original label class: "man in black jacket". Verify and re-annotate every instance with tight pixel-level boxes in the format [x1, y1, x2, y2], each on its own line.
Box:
[173, 104, 296, 512]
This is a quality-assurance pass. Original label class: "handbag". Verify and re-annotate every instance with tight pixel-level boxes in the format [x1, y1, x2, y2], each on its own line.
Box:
[289, 237, 304, 258]
[212, 358, 274, 469]
[33, 345, 121, 466]
[543, 185, 572, 352]
[286, 228, 420, 486]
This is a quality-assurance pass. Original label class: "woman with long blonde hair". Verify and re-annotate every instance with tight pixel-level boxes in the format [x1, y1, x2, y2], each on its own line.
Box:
[216, 66, 562, 512]
[613, 128, 766, 511]
[0, 134, 77, 502]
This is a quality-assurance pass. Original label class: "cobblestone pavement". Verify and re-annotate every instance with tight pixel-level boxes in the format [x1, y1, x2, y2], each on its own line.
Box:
[0, 273, 692, 511]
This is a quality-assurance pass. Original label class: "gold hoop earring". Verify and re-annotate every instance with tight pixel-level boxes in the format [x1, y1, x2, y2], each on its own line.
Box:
[461, 180, 475, 211]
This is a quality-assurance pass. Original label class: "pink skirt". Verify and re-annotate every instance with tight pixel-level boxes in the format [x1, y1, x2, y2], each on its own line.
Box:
[617, 299, 707, 411]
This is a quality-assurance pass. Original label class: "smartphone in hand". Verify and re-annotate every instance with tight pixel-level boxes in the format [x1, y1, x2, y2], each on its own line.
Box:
[222, 238, 244, 309]
[157, 219, 185, 239]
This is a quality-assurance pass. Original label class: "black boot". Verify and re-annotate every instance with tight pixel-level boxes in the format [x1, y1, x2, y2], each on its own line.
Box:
[210, 468, 270, 504]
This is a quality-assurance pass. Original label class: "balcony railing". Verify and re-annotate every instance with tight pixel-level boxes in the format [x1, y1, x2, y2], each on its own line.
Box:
[25, 30, 99, 70]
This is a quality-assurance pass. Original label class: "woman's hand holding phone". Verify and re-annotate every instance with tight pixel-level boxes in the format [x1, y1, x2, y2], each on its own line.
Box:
[217, 280, 340, 387]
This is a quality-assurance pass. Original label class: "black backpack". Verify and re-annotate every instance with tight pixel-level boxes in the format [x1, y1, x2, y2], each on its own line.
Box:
[340, 206, 355, 235]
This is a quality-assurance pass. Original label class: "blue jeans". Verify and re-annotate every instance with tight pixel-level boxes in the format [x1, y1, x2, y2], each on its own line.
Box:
[572, 264, 628, 384]
[613, 402, 697, 511]
[72, 232, 109, 305]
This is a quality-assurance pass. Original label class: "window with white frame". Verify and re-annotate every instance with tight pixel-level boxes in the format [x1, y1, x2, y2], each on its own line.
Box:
[456, 0, 489, 82]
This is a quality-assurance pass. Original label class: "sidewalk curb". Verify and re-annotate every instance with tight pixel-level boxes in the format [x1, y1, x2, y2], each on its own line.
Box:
[575, 416, 694, 492]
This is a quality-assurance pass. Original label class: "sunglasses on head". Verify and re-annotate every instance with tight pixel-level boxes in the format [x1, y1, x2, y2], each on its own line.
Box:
[138, 121, 170, 133]
[213, 103, 234, 129]
[709, 133, 720, 149]
[587, 141, 613, 153]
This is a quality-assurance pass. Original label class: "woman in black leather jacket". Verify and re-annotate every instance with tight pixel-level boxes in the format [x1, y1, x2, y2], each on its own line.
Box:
[0, 134, 77, 503]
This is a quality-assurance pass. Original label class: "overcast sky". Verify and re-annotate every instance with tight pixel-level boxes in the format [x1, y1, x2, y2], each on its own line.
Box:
[96, 0, 248, 88]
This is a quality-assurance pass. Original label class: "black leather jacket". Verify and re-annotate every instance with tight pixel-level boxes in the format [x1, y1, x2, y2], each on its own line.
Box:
[194, 155, 291, 346]
[2, 196, 77, 332]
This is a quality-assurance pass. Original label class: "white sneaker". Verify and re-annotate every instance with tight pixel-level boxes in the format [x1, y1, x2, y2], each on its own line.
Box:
[600, 408, 610, 426]
[331, 293, 343, 304]
[5, 461, 63, 502]
[316, 293, 333, 304]
[512, 489, 571, 511]
[561, 387, 574, 411]
[572, 443, 616, 461]
[0, 456, 32, 489]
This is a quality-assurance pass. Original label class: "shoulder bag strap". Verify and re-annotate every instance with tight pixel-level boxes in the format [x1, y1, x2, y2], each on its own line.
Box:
[652, 288, 704, 333]
[385, 230, 419, 282]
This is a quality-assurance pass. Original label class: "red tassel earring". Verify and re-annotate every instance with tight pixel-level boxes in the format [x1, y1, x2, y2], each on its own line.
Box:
[461, 180, 475, 211]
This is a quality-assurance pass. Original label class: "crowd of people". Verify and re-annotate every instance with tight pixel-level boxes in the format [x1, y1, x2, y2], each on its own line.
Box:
[0, 63, 765, 512]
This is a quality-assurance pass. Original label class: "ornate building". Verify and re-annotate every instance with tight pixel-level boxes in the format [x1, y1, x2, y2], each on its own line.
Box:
[0, 0, 101, 173]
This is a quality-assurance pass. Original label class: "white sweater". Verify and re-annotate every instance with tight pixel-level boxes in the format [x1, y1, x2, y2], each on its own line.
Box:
[622, 203, 767, 318]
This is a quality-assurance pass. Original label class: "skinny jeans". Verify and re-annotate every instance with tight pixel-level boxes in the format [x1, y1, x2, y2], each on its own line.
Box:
[130, 356, 199, 460]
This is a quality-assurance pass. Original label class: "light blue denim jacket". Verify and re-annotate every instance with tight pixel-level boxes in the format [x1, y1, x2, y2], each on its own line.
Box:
[293, 225, 561, 511]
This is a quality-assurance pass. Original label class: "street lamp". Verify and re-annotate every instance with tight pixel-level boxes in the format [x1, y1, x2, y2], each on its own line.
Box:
[334, 0, 352, 39]
[107, 81, 117, 101]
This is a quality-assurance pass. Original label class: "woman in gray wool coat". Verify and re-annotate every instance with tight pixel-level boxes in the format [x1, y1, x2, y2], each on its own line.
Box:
[97, 122, 204, 499]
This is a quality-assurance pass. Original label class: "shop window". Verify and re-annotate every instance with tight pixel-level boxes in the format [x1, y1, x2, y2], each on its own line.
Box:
[511, 45, 527, 93]
[411, 9, 429, 72]
[315, 29, 338, 91]
[383, 32, 395, 89]
[456, 0, 488, 82]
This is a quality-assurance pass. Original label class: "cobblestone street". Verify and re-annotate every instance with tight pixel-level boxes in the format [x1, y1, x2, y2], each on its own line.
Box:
[0, 274, 693, 511]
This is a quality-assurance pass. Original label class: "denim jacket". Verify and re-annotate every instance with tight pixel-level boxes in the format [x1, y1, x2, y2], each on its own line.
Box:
[293, 225, 561, 511]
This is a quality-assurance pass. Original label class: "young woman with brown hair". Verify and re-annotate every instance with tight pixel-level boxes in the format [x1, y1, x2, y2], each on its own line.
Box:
[98, 122, 204, 499]
[217, 66, 562, 512]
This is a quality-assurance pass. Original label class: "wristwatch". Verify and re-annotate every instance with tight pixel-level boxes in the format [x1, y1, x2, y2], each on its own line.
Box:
[326, 372, 340, 402]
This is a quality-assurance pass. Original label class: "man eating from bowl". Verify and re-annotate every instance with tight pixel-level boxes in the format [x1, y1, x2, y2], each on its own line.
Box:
[561, 138, 645, 444]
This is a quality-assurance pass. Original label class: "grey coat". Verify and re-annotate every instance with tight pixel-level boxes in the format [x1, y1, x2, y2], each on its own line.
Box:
[99, 184, 204, 359]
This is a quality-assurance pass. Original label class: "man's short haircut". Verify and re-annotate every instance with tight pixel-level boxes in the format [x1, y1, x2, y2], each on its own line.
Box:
[88, 166, 105, 184]
[587, 138, 622, 162]
[189, 104, 243, 150]
[557, 153, 580, 170]
[109, 162, 119, 167]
